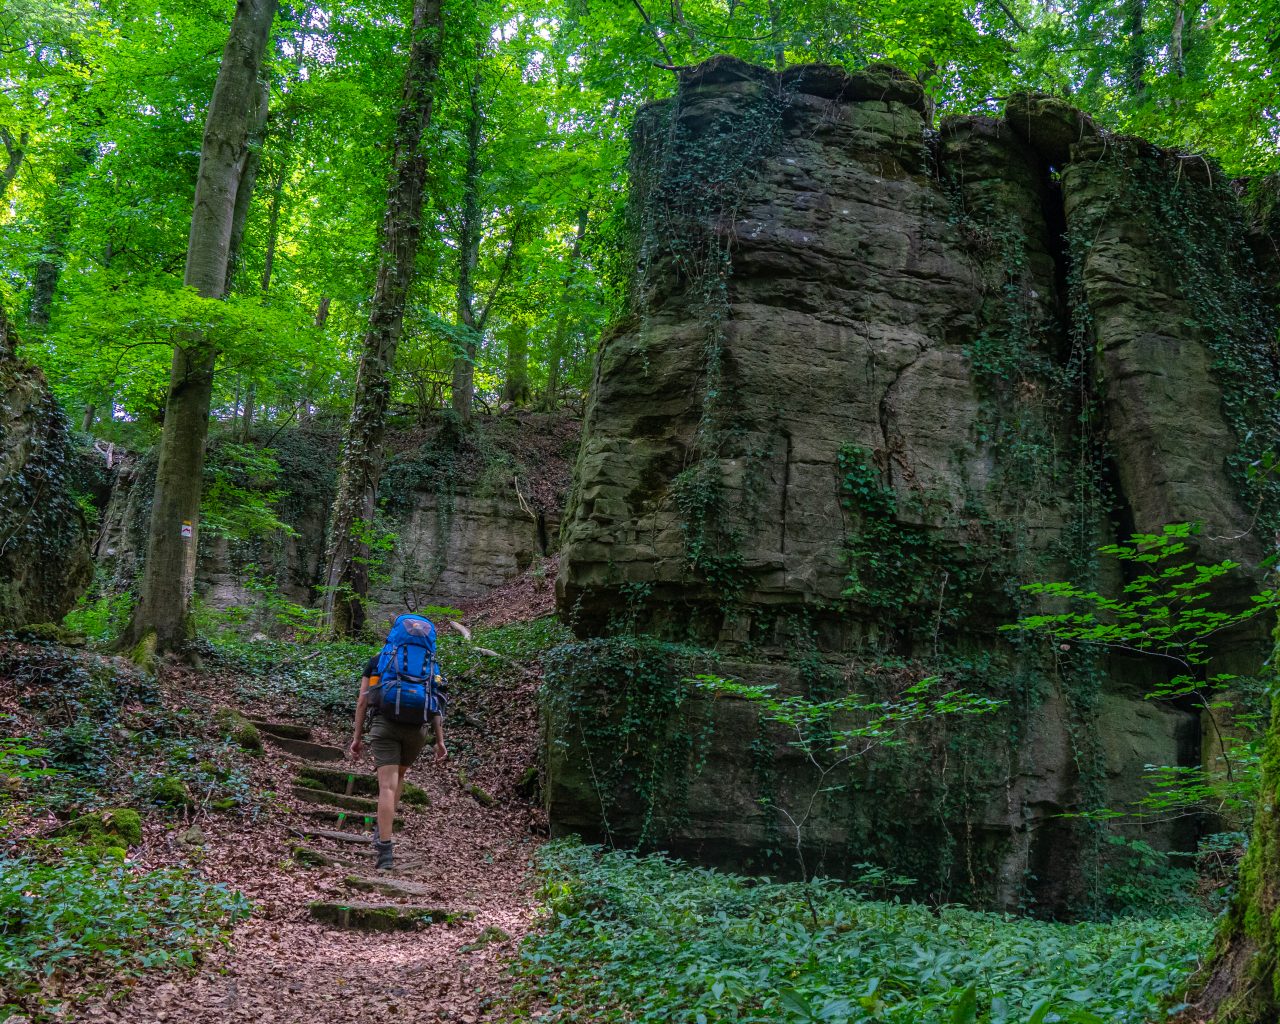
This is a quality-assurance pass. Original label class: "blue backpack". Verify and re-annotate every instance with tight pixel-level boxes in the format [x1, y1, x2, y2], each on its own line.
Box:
[370, 614, 446, 725]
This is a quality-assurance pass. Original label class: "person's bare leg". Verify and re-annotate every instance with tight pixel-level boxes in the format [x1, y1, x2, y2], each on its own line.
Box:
[393, 765, 408, 811]
[376, 763, 400, 845]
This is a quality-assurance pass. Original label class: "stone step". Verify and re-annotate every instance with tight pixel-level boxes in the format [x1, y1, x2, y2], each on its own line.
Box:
[290, 826, 379, 846]
[246, 718, 313, 741]
[292, 844, 369, 869]
[299, 806, 402, 832]
[308, 901, 468, 932]
[344, 874, 449, 902]
[290, 785, 379, 815]
[263, 734, 345, 762]
[296, 763, 430, 806]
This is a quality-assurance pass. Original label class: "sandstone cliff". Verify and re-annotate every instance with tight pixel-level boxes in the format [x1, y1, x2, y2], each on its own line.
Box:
[0, 301, 94, 628]
[96, 413, 578, 625]
[549, 58, 1280, 913]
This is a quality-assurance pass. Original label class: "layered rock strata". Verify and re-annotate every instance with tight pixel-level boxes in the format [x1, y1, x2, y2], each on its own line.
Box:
[550, 57, 1279, 911]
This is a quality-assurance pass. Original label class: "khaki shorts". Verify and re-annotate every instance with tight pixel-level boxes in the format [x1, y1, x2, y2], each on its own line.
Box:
[368, 716, 429, 768]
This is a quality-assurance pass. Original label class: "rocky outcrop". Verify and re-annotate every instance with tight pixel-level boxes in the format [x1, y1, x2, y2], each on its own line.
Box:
[0, 303, 94, 628]
[549, 58, 1279, 912]
[97, 414, 578, 624]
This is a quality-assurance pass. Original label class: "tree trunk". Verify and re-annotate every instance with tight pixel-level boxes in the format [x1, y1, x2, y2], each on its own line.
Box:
[0, 293, 15, 357]
[542, 208, 588, 411]
[27, 145, 92, 328]
[0, 128, 27, 201]
[314, 295, 331, 328]
[80, 403, 95, 433]
[450, 63, 484, 424]
[320, 0, 444, 636]
[503, 326, 530, 406]
[1171, 0, 1185, 76]
[224, 77, 270, 296]
[260, 157, 287, 293]
[1179, 622, 1280, 1022]
[120, 0, 278, 658]
[242, 383, 256, 439]
[1125, 0, 1147, 96]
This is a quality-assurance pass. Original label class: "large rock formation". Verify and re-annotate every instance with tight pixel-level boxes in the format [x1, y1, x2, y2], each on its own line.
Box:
[549, 58, 1280, 913]
[0, 301, 94, 628]
[96, 414, 578, 624]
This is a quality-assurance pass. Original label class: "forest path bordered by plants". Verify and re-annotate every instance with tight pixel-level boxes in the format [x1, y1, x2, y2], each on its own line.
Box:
[78, 688, 545, 1023]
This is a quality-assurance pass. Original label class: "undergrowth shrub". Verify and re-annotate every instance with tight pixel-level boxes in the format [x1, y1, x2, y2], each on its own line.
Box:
[0, 854, 249, 1017]
[512, 841, 1211, 1024]
[0, 642, 254, 820]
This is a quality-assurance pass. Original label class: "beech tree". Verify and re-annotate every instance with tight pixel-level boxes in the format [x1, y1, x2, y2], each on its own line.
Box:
[120, 0, 278, 656]
[320, 0, 445, 635]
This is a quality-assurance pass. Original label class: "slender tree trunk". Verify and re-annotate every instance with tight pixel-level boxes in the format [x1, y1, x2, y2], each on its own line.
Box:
[0, 293, 15, 357]
[767, 0, 785, 71]
[0, 128, 27, 201]
[242, 384, 256, 438]
[314, 295, 331, 328]
[321, 0, 444, 636]
[1125, 0, 1147, 96]
[503, 326, 530, 406]
[1171, 0, 1185, 76]
[28, 145, 92, 328]
[80, 403, 95, 432]
[224, 77, 270, 296]
[120, 0, 278, 658]
[1179, 619, 1280, 1022]
[260, 157, 287, 293]
[450, 62, 484, 424]
[542, 208, 588, 411]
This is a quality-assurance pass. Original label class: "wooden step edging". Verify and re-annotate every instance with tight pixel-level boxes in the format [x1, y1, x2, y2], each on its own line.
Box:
[296, 764, 430, 807]
[308, 901, 469, 932]
[263, 734, 346, 762]
[290, 785, 381, 815]
[245, 718, 313, 741]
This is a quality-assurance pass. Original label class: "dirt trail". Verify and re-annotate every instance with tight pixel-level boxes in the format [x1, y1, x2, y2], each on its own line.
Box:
[81, 688, 545, 1023]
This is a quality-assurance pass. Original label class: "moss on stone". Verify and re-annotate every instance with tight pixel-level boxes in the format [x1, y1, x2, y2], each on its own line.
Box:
[401, 781, 430, 807]
[148, 775, 193, 808]
[215, 708, 263, 752]
[460, 925, 511, 952]
[56, 807, 143, 847]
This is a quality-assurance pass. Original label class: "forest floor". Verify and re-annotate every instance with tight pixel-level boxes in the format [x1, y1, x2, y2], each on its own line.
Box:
[3, 575, 557, 1024]
[77, 713, 544, 1024]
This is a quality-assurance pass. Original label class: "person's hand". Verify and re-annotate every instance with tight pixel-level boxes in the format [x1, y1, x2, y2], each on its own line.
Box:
[434, 740, 447, 764]
[348, 737, 363, 760]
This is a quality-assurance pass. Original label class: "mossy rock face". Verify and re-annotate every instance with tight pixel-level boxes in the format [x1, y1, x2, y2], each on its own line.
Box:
[0, 343, 94, 630]
[13, 621, 82, 644]
[148, 776, 194, 808]
[56, 807, 143, 847]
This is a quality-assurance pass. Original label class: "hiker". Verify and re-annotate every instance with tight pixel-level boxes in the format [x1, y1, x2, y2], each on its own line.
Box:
[348, 614, 448, 871]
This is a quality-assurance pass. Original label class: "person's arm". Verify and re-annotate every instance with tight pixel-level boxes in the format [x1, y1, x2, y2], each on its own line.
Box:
[432, 713, 446, 762]
[348, 676, 369, 759]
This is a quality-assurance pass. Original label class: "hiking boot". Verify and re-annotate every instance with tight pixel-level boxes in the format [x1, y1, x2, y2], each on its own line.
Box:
[374, 839, 394, 871]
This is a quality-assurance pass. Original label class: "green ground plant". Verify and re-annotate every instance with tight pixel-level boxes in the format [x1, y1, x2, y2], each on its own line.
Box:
[511, 841, 1210, 1024]
[0, 854, 250, 1018]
